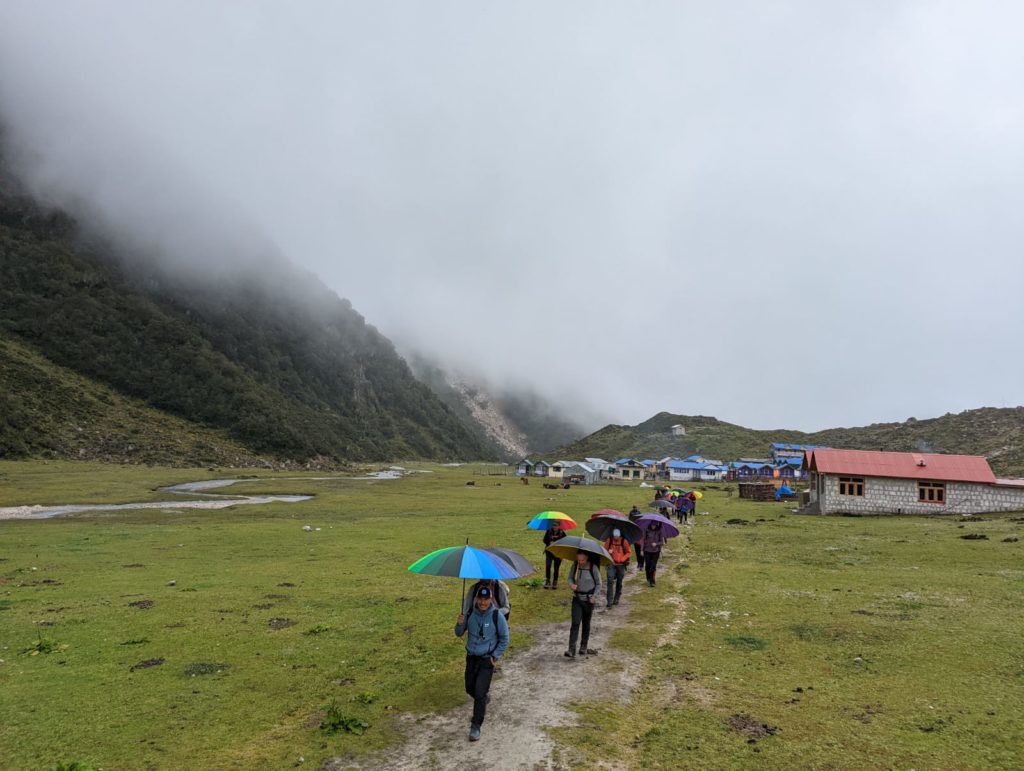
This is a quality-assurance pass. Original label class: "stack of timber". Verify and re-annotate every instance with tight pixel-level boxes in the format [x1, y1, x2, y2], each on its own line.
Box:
[738, 482, 776, 501]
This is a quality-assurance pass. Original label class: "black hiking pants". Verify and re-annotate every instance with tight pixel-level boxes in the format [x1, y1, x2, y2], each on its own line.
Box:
[545, 552, 562, 585]
[635, 547, 645, 570]
[606, 563, 626, 605]
[644, 550, 661, 585]
[464, 654, 495, 726]
[569, 595, 594, 652]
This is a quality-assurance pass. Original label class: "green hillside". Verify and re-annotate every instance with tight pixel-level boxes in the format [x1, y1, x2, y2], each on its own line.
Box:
[0, 335, 266, 466]
[554, 409, 1024, 477]
[0, 170, 496, 464]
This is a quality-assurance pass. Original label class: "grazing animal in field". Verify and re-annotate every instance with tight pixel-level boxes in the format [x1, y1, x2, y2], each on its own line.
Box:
[520, 477, 529, 485]
[543, 483, 559, 489]
[466, 480, 476, 486]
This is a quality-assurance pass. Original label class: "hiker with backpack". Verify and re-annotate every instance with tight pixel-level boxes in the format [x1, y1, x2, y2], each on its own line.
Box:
[461, 579, 511, 621]
[642, 520, 667, 587]
[628, 506, 645, 573]
[543, 525, 567, 589]
[603, 529, 631, 607]
[565, 550, 600, 658]
[455, 586, 509, 742]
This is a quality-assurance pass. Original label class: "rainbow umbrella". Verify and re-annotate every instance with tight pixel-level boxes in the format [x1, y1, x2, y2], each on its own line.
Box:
[527, 511, 577, 530]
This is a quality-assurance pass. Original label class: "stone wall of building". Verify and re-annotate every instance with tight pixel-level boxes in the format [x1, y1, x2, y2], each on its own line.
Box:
[819, 475, 1024, 515]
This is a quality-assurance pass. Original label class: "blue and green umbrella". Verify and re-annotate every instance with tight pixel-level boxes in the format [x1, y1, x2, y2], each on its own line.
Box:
[408, 545, 523, 580]
[408, 544, 535, 607]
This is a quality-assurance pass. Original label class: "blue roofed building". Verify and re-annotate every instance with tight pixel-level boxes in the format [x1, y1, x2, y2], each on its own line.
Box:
[770, 443, 824, 463]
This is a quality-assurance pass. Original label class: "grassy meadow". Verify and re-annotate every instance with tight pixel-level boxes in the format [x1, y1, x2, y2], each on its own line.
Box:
[1, 461, 1022, 770]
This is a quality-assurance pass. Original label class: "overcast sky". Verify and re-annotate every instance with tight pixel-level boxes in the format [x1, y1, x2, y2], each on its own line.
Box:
[1, 2, 1022, 432]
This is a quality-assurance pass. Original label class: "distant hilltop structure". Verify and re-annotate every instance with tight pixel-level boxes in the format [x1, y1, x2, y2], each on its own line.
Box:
[670, 424, 686, 436]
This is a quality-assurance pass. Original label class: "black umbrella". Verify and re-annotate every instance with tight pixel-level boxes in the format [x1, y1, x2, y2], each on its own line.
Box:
[483, 547, 536, 577]
[585, 513, 643, 544]
[649, 498, 675, 510]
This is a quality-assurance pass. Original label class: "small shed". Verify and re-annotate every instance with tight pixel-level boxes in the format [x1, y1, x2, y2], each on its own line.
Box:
[561, 462, 600, 485]
[515, 459, 534, 476]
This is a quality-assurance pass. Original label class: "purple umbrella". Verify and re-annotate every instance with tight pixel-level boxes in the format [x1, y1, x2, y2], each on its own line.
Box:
[636, 513, 681, 538]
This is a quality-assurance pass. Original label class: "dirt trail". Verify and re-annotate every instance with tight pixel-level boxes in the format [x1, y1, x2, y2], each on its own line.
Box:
[327, 544, 690, 771]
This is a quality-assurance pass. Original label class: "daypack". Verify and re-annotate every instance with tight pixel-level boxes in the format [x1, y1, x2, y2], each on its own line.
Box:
[605, 537, 631, 564]
[463, 579, 511, 621]
[569, 563, 600, 597]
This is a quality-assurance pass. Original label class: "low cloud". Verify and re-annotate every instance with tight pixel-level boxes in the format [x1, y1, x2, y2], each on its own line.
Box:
[1, 2, 1022, 431]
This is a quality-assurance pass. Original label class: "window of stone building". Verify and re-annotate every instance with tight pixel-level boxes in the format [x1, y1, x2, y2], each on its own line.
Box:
[838, 476, 864, 496]
[918, 481, 946, 503]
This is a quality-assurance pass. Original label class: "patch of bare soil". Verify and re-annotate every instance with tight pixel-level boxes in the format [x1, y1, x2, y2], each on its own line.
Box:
[268, 617, 296, 630]
[128, 599, 154, 609]
[130, 657, 165, 672]
[327, 572, 653, 771]
[727, 713, 780, 741]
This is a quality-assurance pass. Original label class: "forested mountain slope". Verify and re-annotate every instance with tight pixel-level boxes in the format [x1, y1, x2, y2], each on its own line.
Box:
[0, 168, 496, 464]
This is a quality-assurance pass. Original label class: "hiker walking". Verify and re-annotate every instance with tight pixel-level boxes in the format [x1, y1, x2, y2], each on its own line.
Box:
[565, 550, 600, 658]
[455, 586, 509, 742]
[628, 506, 645, 572]
[543, 525, 567, 589]
[642, 520, 667, 587]
[603, 529, 631, 607]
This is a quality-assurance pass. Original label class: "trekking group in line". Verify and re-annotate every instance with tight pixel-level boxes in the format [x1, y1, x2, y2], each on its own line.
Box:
[454, 500, 686, 741]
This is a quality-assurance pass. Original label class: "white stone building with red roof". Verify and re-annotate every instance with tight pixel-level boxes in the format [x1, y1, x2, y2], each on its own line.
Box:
[805, 448, 1024, 515]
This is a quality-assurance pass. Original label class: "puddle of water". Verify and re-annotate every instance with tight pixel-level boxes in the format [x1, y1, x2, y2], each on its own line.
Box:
[0, 495, 312, 520]
[0, 467, 424, 521]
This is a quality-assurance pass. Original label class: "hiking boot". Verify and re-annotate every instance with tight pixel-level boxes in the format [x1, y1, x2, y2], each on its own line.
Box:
[564, 648, 576, 658]
[543, 581, 551, 589]
[585, 648, 599, 655]
[469, 723, 481, 742]
[613, 597, 621, 605]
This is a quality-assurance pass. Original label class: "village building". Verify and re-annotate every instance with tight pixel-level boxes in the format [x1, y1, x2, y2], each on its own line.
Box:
[666, 459, 727, 482]
[771, 443, 823, 464]
[514, 458, 534, 476]
[805, 448, 1024, 515]
[560, 461, 600, 485]
[727, 459, 774, 480]
[671, 424, 686, 436]
[532, 460, 551, 477]
[547, 461, 576, 479]
[613, 458, 646, 480]
[584, 458, 613, 479]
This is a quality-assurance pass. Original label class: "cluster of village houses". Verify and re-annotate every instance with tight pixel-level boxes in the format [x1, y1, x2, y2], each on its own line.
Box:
[518, 441, 1024, 516]
[515, 443, 817, 485]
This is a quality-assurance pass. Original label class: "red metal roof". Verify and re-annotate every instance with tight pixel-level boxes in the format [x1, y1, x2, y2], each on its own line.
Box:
[807, 448, 996, 484]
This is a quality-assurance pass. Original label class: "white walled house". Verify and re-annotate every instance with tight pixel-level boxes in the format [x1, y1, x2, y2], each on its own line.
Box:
[548, 461, 574, 479]
[806, 448, 1024, 516]
[532, 460, 551, 477]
